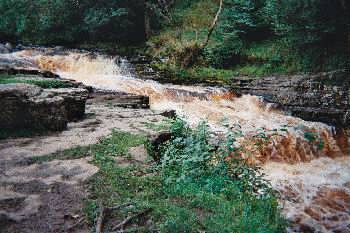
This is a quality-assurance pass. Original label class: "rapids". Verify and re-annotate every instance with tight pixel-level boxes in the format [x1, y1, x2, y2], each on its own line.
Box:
[1, 48, 349, 232]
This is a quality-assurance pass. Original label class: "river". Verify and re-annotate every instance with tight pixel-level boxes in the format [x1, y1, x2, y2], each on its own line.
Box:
[1, 48, 350, 232]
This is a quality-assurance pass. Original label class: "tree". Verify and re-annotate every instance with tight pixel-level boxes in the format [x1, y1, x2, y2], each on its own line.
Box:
[265, 0, 349, 70]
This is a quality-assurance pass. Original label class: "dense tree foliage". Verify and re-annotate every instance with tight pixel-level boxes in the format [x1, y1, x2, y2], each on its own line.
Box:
[0, 0, 147, 45]
[150, 0, 349, 73]
[0, 0, 348, 72]
[206, 0, 349, 71]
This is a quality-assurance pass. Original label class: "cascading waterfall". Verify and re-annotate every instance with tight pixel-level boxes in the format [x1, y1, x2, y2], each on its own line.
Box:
[1, 48, 349, 232]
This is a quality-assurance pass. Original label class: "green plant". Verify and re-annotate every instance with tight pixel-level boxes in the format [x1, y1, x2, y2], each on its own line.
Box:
[78, 124, 286, 232]
[157, 118, 286, 232]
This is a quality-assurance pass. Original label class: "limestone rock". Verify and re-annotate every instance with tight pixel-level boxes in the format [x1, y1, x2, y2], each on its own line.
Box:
[0, 84, 88, 131]
[230, 70, 350, 126]
[49, 88, 88, 120]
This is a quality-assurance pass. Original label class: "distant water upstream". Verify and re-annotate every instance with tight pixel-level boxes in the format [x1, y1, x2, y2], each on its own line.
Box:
[1, 48, 349, 232]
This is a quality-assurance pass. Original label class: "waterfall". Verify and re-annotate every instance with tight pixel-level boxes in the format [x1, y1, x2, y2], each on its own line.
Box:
[1, 48, 350, 232]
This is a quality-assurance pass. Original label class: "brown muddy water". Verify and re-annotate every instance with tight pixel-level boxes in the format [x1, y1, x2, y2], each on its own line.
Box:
[1, 48, 349, 232]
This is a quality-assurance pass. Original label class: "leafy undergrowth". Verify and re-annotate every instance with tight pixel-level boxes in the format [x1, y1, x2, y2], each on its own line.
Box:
[0, 74, 73, 88]
[146, 0, 348, 80]
[84, 120, 286, 232]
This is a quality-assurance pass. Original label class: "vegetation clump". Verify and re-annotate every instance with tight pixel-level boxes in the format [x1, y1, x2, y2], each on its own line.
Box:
[83, 120, 286, 232]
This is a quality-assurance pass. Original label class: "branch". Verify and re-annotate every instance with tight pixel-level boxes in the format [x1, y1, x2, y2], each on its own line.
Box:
[202, 0, 223, 49]
[112, 208, 152, 231]
[67, 217, 86, 231]
[95, 202, 106, 233]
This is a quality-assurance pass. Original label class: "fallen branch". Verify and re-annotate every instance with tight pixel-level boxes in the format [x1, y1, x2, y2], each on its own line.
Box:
[112, 208, 152, 231]
[109, 203, 134, 211]
[95, 202, 106, 233]
[67, 217, 86, 231]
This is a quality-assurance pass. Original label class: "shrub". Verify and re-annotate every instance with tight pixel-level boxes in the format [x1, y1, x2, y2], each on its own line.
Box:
[83, 123, 286, 232]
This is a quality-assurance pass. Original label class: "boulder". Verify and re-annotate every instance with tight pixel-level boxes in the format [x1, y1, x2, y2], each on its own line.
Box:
[48, 88, 88, 120]
[89, 90, 150, 108]
[0, 84, 88, 132]
[148, 131, 172, 161]
[4, 43, 13, 51]
[0, 43, 10, 54]
[230, 70, 350, 127]
[160, 110, 177, 119]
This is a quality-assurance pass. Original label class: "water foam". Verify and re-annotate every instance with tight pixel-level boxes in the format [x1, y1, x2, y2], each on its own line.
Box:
[1, 48, 349, 231]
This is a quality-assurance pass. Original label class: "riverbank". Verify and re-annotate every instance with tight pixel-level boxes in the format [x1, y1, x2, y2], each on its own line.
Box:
[0, 87, 170, 232]
[1, 46, 349, 232]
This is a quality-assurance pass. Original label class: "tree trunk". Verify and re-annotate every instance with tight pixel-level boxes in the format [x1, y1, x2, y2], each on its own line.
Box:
[144, 8, 151, 39]
[202, 0, 223, 49]
[180, 0, 224, 67]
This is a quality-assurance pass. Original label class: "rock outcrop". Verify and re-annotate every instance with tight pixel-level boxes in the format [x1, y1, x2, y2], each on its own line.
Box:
[230, 70, 350, 127]
[0, 43, 13, 54]
[0, 84, 88, 131]
[89, 91, 150, 109]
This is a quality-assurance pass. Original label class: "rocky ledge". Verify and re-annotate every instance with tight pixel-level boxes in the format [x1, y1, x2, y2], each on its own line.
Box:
[0, 84, 89, 131]
[230, 70, 350, 127]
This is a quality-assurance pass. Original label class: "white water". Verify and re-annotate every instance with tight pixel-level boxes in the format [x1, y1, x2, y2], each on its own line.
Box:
[1, 48, 350, 232]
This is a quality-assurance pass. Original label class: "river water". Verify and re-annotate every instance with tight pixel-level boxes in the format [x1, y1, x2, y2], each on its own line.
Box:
[1, 48, 349, 232]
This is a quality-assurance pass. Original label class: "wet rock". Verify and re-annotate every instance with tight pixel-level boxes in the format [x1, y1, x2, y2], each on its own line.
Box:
[0, 43, 10, 54]
[160, 110, 177, 119]
[49, 88, 88, 121]
[90, 90, 150, 108]
[4, 43, 13, 51]
[0, 84, 88, 131]
[149, 131, 172, 161]
[230, 70, 350, 127]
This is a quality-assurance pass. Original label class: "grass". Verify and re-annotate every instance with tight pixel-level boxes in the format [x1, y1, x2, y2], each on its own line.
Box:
[0, 74, 73, 88]
[62, 122, 287, 232]
[142, 118, 173, 132]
